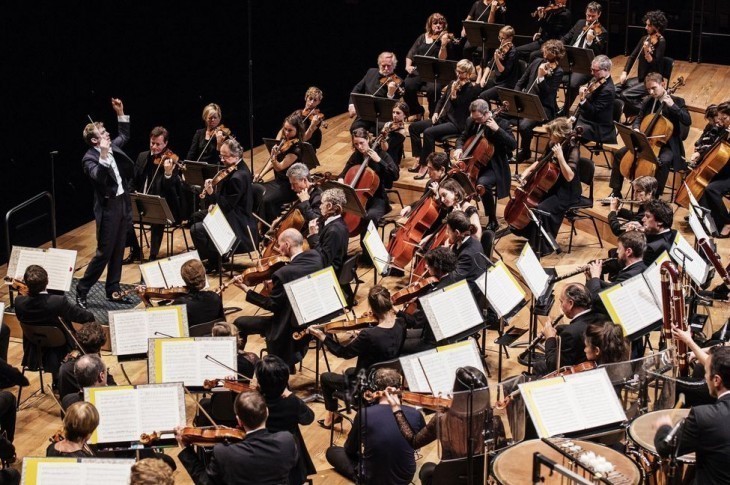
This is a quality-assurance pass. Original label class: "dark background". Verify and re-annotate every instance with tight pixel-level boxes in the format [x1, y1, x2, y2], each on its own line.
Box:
[1, 0, 728, 263]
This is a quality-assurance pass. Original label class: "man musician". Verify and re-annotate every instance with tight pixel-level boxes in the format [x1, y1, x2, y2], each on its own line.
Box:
[641, 199, 677, 266]
[586, 231, 648, 310]
[515, 0, 572, 62]
[571, 54, 616, 144]
[348, 52, 401, 133]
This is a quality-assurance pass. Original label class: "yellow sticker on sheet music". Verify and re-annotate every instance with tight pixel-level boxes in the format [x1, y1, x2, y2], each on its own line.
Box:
[599, 284, 624, 330]
[22, 457, 76, 485]
[309, 266, 347, 305]
[436, 340, 473, 353]
[520, 376, 565, 438]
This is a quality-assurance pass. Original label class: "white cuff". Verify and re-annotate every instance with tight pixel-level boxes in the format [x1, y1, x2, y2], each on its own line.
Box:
[117, 115, 130, 122]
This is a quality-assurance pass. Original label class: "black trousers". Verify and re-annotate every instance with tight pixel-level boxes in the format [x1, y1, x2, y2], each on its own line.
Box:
[0, 391, 17, 442]
[477, 165, 499, 221]
[0, 325, 9, 362]
[189, 211, 219, 265]
[409, 120, 459, 166]
[404, 74, 442, 117]
[326, 446, 357, 482]
[321, 368, 356, 412]
[616, 78, 647, 116]
[700, 173, 730, 227]
[78, 195, 131, 296]
[126, 223, 164, 258]
[609, 146, 671, 197]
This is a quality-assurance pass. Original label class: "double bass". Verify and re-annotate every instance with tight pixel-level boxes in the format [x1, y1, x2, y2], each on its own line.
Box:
[504, 127, 582, 230]
[674, 129, 730, 208]
[341, 132, 385, 236]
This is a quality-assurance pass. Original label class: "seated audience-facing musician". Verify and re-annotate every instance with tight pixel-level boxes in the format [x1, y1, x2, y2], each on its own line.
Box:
[348, 52, 401, 133]
[171, 259, 225, 327]
[571, 54, 617, 145]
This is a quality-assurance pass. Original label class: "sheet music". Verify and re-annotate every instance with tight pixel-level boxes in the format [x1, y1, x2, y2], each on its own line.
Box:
[136, 384, 186, 438]
[35, 462, 85, 483]
[670, 232, 710, 286]
[418, 340, 484, 397]
[643, 251, 670, 308]
[419, 280, 483, 341]
[286, 267, 344, 325]
[139, 261, 167, 288]
[14, 248, 47, 278]
[159, 250, 205, 288]
[152, 337, 237, 386]
[109, 306, 187, 356]
[475, 261, 526, 318]
[363, 221, 391, 275]
[147, 305, 187, 339]
[11, 247, 77, 292]
[86, 387, 139, 443]
[516, 243, 550, 298]
[6, 245, 39, 280]
[688, 210, 709, 242]
[203, 205, 236, 256]
[83, 461, 134, 484]
[525, 381, 583, 437]
[687, 188, 718, 235]
[564, 370, 626, 428]
[22, 457, 135, 485]
[599, 275, 662, 337]
[399, 349, 437, 393]
[196, 337, 238, 381]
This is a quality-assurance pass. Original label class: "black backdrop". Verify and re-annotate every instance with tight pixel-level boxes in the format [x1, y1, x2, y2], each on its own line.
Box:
[1, 0, 727, 263]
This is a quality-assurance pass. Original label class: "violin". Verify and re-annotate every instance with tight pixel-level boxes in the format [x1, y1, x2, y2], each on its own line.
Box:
[531, 2, 566, 18]
[302, 108, 328, 129]
[643, 33, 662, 56]
[152, 148, 185, 172]
[49, 431, 65, 443]
[292, 312, 378, 340]
[495, 41, 513, 61]
[62, 349, 83, 364]
[140, 426, 245, 447]
[112, 285, 189, 304]
[4, 276, 29, 296]
[391, 276, 440, 306]
[254, 137, 300, 183]
[200, 162, 240, 199]
[237, 256, 290, 286]
[212, 124, 233, 139]
[544, 360, 597, 379]
[364, 388, 452, 411]
[570, 77, 607, 122]
[203, 378, 254, 393]
[582, 20, 603, 37]
[379, 73, 405, 97]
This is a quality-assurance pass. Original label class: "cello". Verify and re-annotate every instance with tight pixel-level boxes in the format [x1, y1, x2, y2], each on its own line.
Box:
[260, 205, 309, 258]
[341, 131, 385, 236]
[504, 127, 582, 230]
[452, 101, 509, 186]
[674, 129, 730, 208]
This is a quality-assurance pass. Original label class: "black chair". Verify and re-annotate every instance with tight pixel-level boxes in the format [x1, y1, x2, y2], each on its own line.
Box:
[434, 134, 460, 157]
[338, 252, 362, 309]
[588, 98, 625, 170]
[480, 229, 496, 260]
[188, 318, 226, 337]
[431, 455, 486, 485]
[661, 56, 675, 83]
[562, 157, 603, 252]
[17, 322, 67, 408]
[376, 189, 405, 243]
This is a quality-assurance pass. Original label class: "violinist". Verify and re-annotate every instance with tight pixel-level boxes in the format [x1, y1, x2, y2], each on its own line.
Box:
[453, 99, 516, 231]
[513, 39, 566, 163]
[609, 72, 691, 197]
[284, 162, 322, 236]
[583, 321, 629, 365]
[461, 1, 508, 69]
[617, 10, 668, 116]
[233, 228, 323, 367]
[476, 26, 519, 101]
[190, 138, 258, 272]
[58, 322, 116, 400]
[513, 117, 581, 256]
[307, 188, 349, 288]
[641, 199, 677, 266]
[171, 259, 224, 327]
[177, 391, 299, 485]
[46, 402, 99, 457]
[403, 13, 460, 119]
[185, 102, 228, 163]
[257, 113, 304, 223]
[560, 2, 607, 105]
[400, 152, 450, 219]
[61, 354, 109, 410]
[211, 322, 258, 378]
[310, 286, 406, 430]
[516, 0, 571, 62]
[378, 101, 409, 166]
[295, 86, 325, 150]
[696, 102, 730, 237]
[572, 55, 616, 144]
[408, 60, 481, 178]
[348, 51, 400, 133]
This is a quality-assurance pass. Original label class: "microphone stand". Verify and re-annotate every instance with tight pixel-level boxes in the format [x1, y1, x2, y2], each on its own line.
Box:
[666, 418, 686, 484]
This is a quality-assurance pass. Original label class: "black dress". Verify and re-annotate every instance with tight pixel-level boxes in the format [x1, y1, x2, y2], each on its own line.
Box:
[265, 393, 316, 483]
[186, 128, 220, 163]
[259, 142, 302, 223]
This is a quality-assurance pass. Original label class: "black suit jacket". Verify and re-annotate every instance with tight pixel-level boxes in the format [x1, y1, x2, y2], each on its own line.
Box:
[452, 236, 486, 285]
[178, 428, 298, 485]
[433, 83, 481, 131]
[576, 76, 617, 143]
[633, 95, 692, 170]
[536, 8, 572, 41]
[186, 128, 219, 164]
[644, 229, 677, 266]
[349, 68, 393, 104]
[587, 260, 648, 299]
[516, 58, 563, 120]
[655, 394, 730, 484]
[544, 311, 600, 371]
[561, 19, 607, 55]
[173, 290, 225, 327]
[296, 186, 322, 228]
[308, 216, 349, 277]
[608, 205, 645, 236]
[132, 150, 183, 221]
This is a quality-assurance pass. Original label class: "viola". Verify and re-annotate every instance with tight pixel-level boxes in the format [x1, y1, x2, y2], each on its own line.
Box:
[302, 108, 328, 129]
[4, 276, 29, 296]
[152, 148, 185, 172]
[203, 378, 254, 393]
[342, 136, 383, 236]
[140, 426, 245, 447]
[200, 162, 240, 199]
[112, 285, 188, 305]
[391, 276, 440, 306]
[292, 312, 378, 340]
[643, 33, 662, 55]
[238, 256, 290, 286]
[379, 73, 405, 97]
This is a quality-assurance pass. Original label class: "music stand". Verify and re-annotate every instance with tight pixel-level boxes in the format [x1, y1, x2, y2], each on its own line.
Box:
[262, 138, 320, 170]
[320, 180, 367, 219]
[412, 56, 459, 107]
[614, 122, 658, 181]
[462, 21, 505, 67]
[182, 160, 217, 212]
[130, 193, 175, 263]
[497, 88, 548, 171]
[560, 46, 595, 111]
[351, 94, 398, 134]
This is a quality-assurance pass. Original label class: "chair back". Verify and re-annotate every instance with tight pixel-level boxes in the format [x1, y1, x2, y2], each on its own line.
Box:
[661, 56, 674, 83]
[612, 98, 625, 123]
[366, 358, 403, 383]
[338, 252, 360, 286]
[189, 318, 226, 337]
[515, 59, 528, 81]
[19, 322, 67, 348]
[577, 157, 596, 200]
[432, 455, 486, 485]
[251, 183, 266, 216]
[480, 230, 496, 260]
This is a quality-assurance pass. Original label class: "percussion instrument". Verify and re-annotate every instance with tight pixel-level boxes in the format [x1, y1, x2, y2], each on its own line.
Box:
[627, 409, 695, 481]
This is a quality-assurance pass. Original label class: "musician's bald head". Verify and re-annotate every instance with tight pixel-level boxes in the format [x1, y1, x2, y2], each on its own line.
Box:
[278, 228, 304, 249]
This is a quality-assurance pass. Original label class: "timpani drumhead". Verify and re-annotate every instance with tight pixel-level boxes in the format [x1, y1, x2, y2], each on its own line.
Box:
[628, 408, 695, 463]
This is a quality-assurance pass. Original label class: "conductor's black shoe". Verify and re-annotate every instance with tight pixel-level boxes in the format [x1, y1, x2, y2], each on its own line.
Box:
[75, 294, 88, 309]
[122, 251, 141, 265]
[485, 220, 499, 232]
[107, 294, 132, 304]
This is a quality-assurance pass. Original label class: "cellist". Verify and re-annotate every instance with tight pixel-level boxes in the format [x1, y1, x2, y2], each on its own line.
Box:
[284, 162, 322, 237]
[307, 188, 350, 297]
[695, 102, 730, 237]
[607, 72, 691, 198]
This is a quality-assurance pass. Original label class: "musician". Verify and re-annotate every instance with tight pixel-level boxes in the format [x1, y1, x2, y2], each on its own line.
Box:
[348, 51, 400, 133]
[609, 72, 691, 197]
[190, 138, 258, 272]
[46, 402, 98, 457]
[400, 152, 450, 219]
[386, 367, 489, 485]
[186, 102, 227, 163]
[572, 55, 617, 144]
[284, 162, 322, 236]
[378, 101, 409, 167]
[462, 1, 508, 67]
[77, 98, 135, 307]
[15, 265, 94, 385]
[0, 359, 28, 452]
[560, 2, 607, 104]
[211, 322, 258, 378]
[689, 103, 722, 166]
[697, 102, 730, 237]
[476, 26, 519, 101]
[654, 345, 730, 484]
[403, 13, 460, 118]
[445, 210, 487, 287]
[641, 199, 677, 265]
[539, 283, 599, 374]
[606, 175, 656, 236]
[257, 113, 304, 223]
[325, 367, 425, 484]
[130, 459, 175, 485]
[586, 231, 648, 308]
[514, 40, 566, 163]
[583, 321, 629, 365]
[171, 259, 224, 327]
[515, 0, 571, 62]
[408, 60, 481, 177]
[616, 10, 668, 116]
[177, 391, 298, 485]
[430, 179, 482, 243]
[61, 354, 109, 410]
[233, 228, 323, 367]
[310, 286, 406, 429]
[513, 117, 581, 256]
[453, 98, 516, 231]
[307, 188, 349, 281]
[58, 322, 116, 399]
[295, 86, 325, 150]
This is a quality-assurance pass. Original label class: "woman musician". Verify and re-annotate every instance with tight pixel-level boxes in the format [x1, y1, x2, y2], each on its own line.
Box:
[170, 259, 224, 327]
[694, 102, 730, 237]
[477, 26, 519, 101]
[186, 103, 230, 163]
[461, 1, 508, 66]
[378, 101, 409, 167]
[294, 87, 325, 151]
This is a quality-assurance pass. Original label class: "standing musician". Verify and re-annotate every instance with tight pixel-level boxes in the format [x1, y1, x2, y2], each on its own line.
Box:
[586, 231, 648, 308]
[400, 152, 450, 219]
[186, 103, 229, 164]
[445, 210, 487, 288]
[513, 117, 582, 256]
[453, 98, 516, 231]
[284, 162, 322, 237]
[616, 10, 668, 116]
[77, 98, 135, 308]
[190, 138, 258, 272]
[695, 102, 730, 237]
[641, 199, 677, 265]
[307, 188, 349, 284]
[256, 113, 305, 223]
[233, 228, 323, 368]
[462, 1, 508, 76]
[571, 55, 616, 144]
[513, 39, 566, 163]
[515, 0, 571, 62]
[583, 321, 629, 365]
[378, 101, 409, 167]
[348, 52, 401, 133]
[171, 259, 224, 327]
[294, 86, 325, 151]
[608, 72, 691, 198]
[408, 60, 481, 178]
[476, 26, 519, 101]
[403, 13, 460, 119]
[606, 175, 657, 236]
[308, 286, 406, 430]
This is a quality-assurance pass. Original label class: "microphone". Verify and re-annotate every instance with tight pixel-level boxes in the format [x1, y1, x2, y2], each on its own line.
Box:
[50, 150, 59, 156]
[663, 418, 685, 444]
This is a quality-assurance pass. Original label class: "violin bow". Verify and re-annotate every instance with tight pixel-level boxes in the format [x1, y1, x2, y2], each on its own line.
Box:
[204, 354, 252, 382]
[183, 386, 219, 428]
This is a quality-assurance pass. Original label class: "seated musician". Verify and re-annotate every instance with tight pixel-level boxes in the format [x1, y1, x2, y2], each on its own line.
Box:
[190, 138, 258, 272]
[403, 13, 460, 119]
[560, 2, 608, 104]
[537, 283, 601, 375]
[309, 285, 406, 429]
[616, 10, 668, 116]
[61, 354, 109, 410]
[284, 162, 322, 236]
[306, 188, 349, 283]
[688, 103, 722, 167]
[586, 231, 648, 308]
[325, 368, 425, 484]
[378, 101, 409, 167]
[641, 199, 677, 265]
[257, 113, 304, 223]
[348, 51, 401, 133]
[211, 322, 258, 378]
[408, 59, 481, 178]
[608, 72, 691, 198]
[47, 402, 99, 457]
[462, 0, 508, 56]
[295, 86, 325, 151]
[445, 210, 487, 287]
[583, 321, 629, 365]
[513, 40, 566, 163]
[605, 175, 656, 236]
[696, 102, 730, 238]
[58, 322, 116, 399]
[476, 26, 519, 101]
[186, 103, 228, 164]
[0, 359, 29, 457]
[15, 265, 94, 387]
[572, 54, 617, 144]
[233, 228, 323, 368]
[385, 366, 489, 485]
[177, 391, 298, 485]
[654, 342, 730, 484]
[513, 117, 582, 256]
[515, 0, 571, 62]
[170, 259, 224, 327]
[130, 458, 174, 485]
[452, 98, 516, 231]
[400, 152, 450, 220]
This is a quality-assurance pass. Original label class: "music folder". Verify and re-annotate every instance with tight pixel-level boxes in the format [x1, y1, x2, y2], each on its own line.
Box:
[363, 220, 391, 276]
[419, 279, 484, 342]
[21, 457, 134, 485]
[284, 266, 346, 326]
[474, 260, 527, 319]
[203, 204, 237, 256]
[148, 336, 238, 390]
[109, 305, 189, 361]
[140, 249, 208, 289]
[7, 246, 77, 292]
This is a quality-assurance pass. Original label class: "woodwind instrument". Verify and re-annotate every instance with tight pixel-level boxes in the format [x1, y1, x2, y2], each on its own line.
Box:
[597, 198, 644, 205]
[660, 261, 689, 377]
[552, 258, 617, 282]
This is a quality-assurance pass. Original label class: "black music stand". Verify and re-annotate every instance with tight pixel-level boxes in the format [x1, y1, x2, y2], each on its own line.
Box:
[412, 56, 459, 107]
[614, 122, 658, 182]
[183, 160, 217, 212]
[462, 21, 505, 67]
[351, 94, 398, 134]
[130, 193, 175, 263]
[560, 46, 595, 112]
[497, 88, 548, 172]
[262, 138, 320, 170]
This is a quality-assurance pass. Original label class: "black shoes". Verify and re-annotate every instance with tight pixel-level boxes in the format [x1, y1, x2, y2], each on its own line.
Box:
[122, 251, 141, 265]
[75, 294, 88, 309]
[107, 294, 133, 304]
[485, 220, 499, 232]
[515, 149, 532, 163]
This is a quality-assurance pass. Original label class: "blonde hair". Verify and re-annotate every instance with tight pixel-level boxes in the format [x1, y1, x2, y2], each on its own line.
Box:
[305, 87, 323, 101]
[456, 59, 475, 76]
[130, 459, 174, 485]
[202, 103, 222, 123]
[63, 402, 99, 443]
[82, 122, 104, 146]
[545, 117, 573, 140]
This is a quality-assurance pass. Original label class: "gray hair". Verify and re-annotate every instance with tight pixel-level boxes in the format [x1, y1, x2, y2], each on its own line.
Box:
[592, 54, 612, 72]
[222, 138, 243, 157]
[286, 162, 310, 181]
[74, 354, 106, 388]
[563, 283, 593, 309]
[469, 99, 490, 115]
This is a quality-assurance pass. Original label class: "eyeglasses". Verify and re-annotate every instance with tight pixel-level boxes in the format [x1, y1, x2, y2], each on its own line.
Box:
[432, 19, 446, 24]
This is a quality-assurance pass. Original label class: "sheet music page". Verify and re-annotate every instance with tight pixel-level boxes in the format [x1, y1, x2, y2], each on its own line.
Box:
[196, 337, 238, 382]
[399, 349, 437, 393]
[6, 245, 31, 280]
[564, 369, 626, 429]
[363, 221, 391, 275]
[14, 248, 47, 280]
[85, 387, 139, 443]
[109, 310, 149, 356]
[516, 243, 550, 298]
[420, 280, 483, 341]
[475, 261, 526, 318]
[160, 251, 204, 288]
[599, 275, 662, 337]
[44, 248, 77, 292]
[147, 305, 187, 339]
[137, 384, 185, 439]
[82, 460, 134, 484]
[35, 462, 85, 483]
[140, 261, 166, 288]
[157, 339, 199, 386]
[688, 210, 709, 241]
[286, 268, 343, 325]
[203, 205, 236, 256]
[419, 341, 484, 396]
[670, 232, 710, 286]
[521, 379, 584, 437]
[643, 251, 670, 308]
